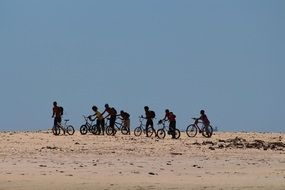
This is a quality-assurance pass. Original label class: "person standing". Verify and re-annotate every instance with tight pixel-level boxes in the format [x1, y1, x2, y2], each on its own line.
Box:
[143, 106, 155, 137]
[119, 110, 131, 135]
[90, 106, 105, 135]
[197, 110, 210, 133]
[161, 109, 176, 139]
[52, 101, 63, 129]
[102, 104, 117, 135]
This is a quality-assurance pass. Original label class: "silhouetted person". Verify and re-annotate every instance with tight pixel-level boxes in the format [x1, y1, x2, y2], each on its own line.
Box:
[119, 110, 130, 135]
[143, 106, 155, 137]
[102, 104, 117, 135]
[196, 110, 210, 133]
[90, 106, 105, 135]
[52, 101, 63, 128]
[162, 109, 176, 139]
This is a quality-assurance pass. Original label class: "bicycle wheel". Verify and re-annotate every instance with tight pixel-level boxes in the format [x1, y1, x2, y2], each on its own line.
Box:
[91, 125, 100, 135]
[66, 125, 75, 135]
[174, 129, 181, 139]
[134, 127, 142, 136]
[80, 125, 88, 135]
[202, 125, 213, 138]
[106, 126, 116, 136]
[156, 129, 166, 139]
[121, 126, 129, 135]
[147, 127, 156, 137]
[186, 124, 198, 137]
[52, 126, 61, 136]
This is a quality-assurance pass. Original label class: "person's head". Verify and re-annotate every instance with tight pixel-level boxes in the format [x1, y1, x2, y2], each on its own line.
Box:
[120, 110, 124, 115]
[200, 110, 205, 115]
[165, 109, 170, 114]
[144, 106, 149, 111]
[105, 104, 109, 109]
[53, 101, 57, 107]
[92, 106, 98, 112]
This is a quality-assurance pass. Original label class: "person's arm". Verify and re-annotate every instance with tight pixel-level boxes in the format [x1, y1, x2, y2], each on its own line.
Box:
[163, 114, 168, 121]
[198, 115, 202, 121]
[52, 108, 55, 118]
[88, 114, 94, 121]
[144, 111, 149, 119]
[103, 110, 110, 119]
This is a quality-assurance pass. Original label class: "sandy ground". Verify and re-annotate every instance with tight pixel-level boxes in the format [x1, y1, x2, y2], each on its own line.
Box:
[0, 131, 284, 190]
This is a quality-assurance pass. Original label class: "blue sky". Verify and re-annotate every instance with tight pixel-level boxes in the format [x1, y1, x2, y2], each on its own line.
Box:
[0, 0, 284, 132]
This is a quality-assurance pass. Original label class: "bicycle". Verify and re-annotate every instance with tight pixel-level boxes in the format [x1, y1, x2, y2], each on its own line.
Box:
[156, 120, 181, 139]
[186, 118, 213, 138]
[134, 116, 156, 137]
[105, 118, 129, 135]
[79, 115, 97, 135]
[52, 119, 75, 136]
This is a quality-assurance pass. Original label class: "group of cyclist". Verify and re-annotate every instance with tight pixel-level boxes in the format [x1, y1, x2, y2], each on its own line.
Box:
[52, 101, 211, 138]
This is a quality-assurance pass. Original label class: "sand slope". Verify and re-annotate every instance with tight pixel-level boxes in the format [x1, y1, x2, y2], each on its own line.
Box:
[0, 131, 284, 190]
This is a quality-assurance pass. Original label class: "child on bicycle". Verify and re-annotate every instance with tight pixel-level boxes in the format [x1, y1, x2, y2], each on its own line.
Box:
[118, 110, 130, 135]
[90, 106, 105, 135]
[161, 109, 176, 139]
[102, 104, 117, 135]
[196, 110, 210, 133]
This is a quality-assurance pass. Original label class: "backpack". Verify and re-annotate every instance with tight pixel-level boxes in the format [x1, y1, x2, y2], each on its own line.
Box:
[169, 112, 176, 120]
[150, 110, 156, 118]
[59, 107, 64, 116]
[111, 107, 117, 115]
[124, 112, 130, 119]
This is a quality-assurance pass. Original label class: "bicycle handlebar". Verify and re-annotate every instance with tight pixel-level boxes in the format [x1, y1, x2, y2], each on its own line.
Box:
[83, 115, 95, 122]
[157, 119, 166, 125]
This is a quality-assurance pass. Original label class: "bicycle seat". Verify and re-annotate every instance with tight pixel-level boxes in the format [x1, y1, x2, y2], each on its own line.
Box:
[64, 119, 69, 122]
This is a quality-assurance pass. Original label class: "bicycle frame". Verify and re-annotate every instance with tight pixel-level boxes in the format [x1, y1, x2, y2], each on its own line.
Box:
[186, 118, 213, 138]
[138, 117, 147, 131]
[157, 120, 168, 131]
[83, 115, 95, 129]
[57, 119, 69, 130]
[53, 119, 75, 136]
[156, 120, 180, 139]
[106, 118, 121, 129]
[193, 120, 204, 132]
[134, 117, 156, 137]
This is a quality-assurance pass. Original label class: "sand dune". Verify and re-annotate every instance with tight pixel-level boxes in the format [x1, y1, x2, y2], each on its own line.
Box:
[0, 131, 284, 190]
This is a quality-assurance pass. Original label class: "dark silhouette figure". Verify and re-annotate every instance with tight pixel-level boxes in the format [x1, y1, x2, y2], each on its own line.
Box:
[143, 106, 155, 137]
[90, 106, 105, 135]
[196, 110, 210, 133]
[119, 110, 131, 135]
[52, 101, 63, 128]
[162, 109, 176, 139]
[102, 104, 117, 135]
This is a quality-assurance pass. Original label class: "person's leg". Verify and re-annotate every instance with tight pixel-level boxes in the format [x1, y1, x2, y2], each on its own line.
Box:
[101, 119, 105, 135]
[146, 120, 150, 137]
[150, 120, 154, 131]
[53, 118, 57, 128]
[205, 124, 210, 135]
[54, 117, 61, 127]
[126, 119, 130, 135]
[110, 116, 116, 135]
[170, 121, 176, 138]
[96, 119, 101, 134]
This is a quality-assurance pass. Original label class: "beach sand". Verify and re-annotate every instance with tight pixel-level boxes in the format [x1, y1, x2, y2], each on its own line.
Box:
[0, 131, 284, 190]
